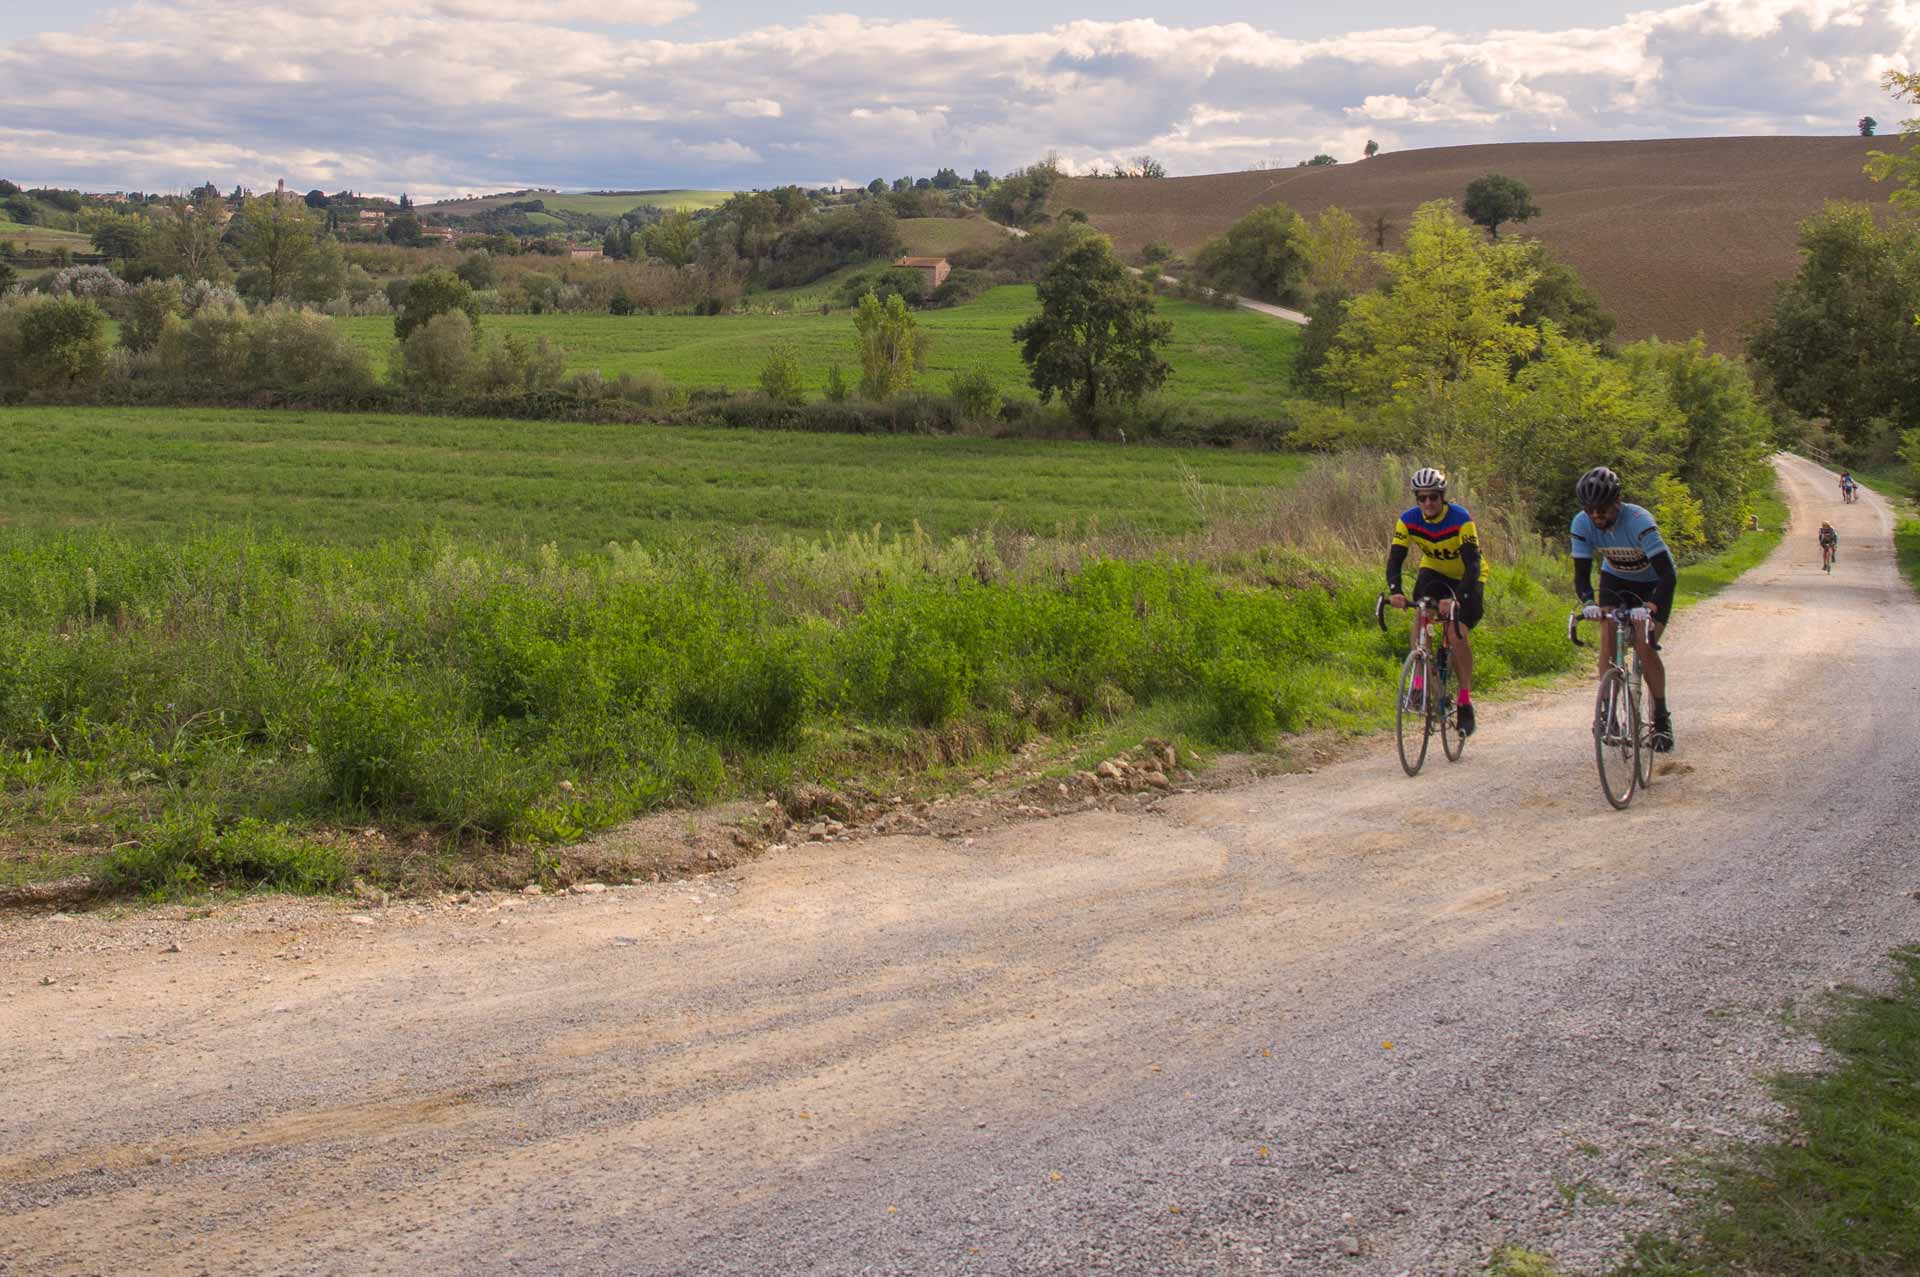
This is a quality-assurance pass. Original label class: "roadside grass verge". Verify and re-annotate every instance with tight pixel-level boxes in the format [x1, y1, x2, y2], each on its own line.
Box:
[1611, 949, 1920, 1277]
[1896, 520, 1920, 594]
[1674, 480, 1786, 606]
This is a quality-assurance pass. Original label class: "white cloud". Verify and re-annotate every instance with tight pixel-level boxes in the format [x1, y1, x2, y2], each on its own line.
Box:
[679, 138, 762, 165]
[0, 0, 1915, 195]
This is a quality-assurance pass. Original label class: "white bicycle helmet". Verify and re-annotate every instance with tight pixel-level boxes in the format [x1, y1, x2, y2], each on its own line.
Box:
[1410, 467, 1447, 494]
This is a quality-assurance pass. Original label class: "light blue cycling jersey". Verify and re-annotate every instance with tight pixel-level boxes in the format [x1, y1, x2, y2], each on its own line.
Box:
[1570, 502, 1669, 582]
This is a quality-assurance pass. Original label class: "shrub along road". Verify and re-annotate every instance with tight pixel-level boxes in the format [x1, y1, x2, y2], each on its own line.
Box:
[3, 456, 1916, 1275]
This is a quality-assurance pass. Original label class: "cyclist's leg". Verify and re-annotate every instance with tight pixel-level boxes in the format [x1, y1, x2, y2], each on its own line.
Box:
[1634, 618, 1666, 702]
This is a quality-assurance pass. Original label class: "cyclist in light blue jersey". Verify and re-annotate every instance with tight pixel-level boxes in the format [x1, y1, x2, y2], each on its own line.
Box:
[1570, 467, 1679, 751]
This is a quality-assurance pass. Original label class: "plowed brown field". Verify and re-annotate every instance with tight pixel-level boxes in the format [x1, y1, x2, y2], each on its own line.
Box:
[1053, 135, 1889, 351]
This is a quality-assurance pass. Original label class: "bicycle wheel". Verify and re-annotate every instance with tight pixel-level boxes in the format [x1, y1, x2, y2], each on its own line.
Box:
[1632, 679, 1655, 790]
[1439, 668, 1466, 763]
[1396, 649, 1432, 777]
[1593, 668, 1640, 809]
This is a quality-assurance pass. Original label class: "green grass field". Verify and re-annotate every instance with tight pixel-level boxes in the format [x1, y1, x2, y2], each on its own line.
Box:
[339, 286, 1302, 415]
[0, 218, 94, 252]
[423, 190, 732, 218]
[897, 217, 1010, 256]
[0, 406, 1307, 549]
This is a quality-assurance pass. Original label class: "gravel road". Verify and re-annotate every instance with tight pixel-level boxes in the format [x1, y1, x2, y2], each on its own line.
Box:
[4, 454, 1915, 1276]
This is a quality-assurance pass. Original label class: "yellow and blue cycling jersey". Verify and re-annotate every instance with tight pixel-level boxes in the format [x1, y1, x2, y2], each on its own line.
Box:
[1387, 501, 1482, 590]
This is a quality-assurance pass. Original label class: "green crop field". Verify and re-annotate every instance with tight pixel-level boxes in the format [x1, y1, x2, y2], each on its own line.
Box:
[0, 406, 1306, 550]
[897, 217, 1010, 256]
[339, 286, 1301, 415]
[0, 218, 94, 252]
[423, 190, 733, 218]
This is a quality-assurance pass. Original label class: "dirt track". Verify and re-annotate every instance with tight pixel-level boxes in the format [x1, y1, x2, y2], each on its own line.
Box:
[4, 455, 1917, 1275]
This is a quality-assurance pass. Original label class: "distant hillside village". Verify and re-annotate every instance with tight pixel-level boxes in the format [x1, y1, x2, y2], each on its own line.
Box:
[0, 162, 1053, 273]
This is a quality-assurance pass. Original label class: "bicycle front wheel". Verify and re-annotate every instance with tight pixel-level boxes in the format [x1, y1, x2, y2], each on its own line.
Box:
[1439, 672, 1466, 763]
[1396, 650, 1432, 777]
[1593, 668, 1640, 809]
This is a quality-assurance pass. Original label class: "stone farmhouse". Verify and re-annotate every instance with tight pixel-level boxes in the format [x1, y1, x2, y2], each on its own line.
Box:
[894, 256, 951, 289]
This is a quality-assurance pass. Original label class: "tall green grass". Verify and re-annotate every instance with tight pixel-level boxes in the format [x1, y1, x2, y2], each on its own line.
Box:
[0, 452, 1782, 899]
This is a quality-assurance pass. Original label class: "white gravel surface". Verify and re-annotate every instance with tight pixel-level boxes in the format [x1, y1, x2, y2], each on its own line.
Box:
[2, 454, 1915, 1276]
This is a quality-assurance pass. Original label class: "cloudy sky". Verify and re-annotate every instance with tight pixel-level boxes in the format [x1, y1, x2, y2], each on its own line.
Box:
[0, 0, 1912, 199]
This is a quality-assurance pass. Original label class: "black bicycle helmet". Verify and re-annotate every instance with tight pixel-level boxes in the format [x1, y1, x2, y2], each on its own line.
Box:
[1575, 466, 1622, 509]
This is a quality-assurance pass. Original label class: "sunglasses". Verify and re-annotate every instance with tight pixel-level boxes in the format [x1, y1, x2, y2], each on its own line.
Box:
[1414, 491, 1446, 504]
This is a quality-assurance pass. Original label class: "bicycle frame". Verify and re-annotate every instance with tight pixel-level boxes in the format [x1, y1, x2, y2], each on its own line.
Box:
[1568, 605, 1657, 808]
[1377, 593, 1466, 775]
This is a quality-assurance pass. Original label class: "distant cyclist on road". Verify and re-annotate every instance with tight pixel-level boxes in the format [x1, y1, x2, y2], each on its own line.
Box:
[1819, 521, 1838, 571]
[1570, 466, 1678, 752]
[1840, 472, 1857, 503]
[1386, 466, 1482, 737]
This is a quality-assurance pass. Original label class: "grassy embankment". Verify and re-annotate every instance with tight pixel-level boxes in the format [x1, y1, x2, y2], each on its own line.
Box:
[334, 285, 1303, 417]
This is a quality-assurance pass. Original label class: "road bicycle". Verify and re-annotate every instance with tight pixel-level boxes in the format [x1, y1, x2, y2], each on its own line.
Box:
[1567, 604, 1658, 809]
[1376, 594, 1466, 777]
[1821, 539, 1836, 573]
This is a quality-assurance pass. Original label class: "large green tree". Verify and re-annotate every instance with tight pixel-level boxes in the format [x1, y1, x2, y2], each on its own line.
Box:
[137, 199, 231, 282]
[1747, 200, 1920, 450]
[1462, 173, 1540, 240]
[643, 210, 699, 267]
[1013, 234, 1172, 421]
[1322, 200, 1539, 405]
[232, 196, 321, 304]
[393, 269, 481, 341]
[851, 290, 930, 399]
[1191, 202, 1310, 304]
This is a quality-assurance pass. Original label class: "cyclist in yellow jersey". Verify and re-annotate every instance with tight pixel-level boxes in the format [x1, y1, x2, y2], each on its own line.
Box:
[1386, 467, 1484, 736]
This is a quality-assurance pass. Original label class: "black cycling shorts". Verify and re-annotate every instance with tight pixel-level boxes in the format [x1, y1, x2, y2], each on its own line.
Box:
[1411, 568, 1482, 629]
[1596, 572, 1670, 626]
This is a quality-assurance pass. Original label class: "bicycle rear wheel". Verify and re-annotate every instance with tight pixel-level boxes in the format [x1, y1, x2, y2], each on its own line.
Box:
[1593, 668, 1640, 809]
[1396, 650, 1432, 777]
[1633, 680, 1656, 790]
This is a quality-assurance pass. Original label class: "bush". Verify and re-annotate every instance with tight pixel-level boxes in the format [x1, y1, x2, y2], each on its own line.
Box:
[10, 296, 108, 392]
[48, 264, 128, 303]
[154, 301, 253, 392]
[245, 305, 376, 397]
[100, 804, 347, 899]
[473, 331, 566, 395]
[758, 345, 806, 406]
[948, 366, 1000, 421]
[455, 251, 498, 291]
[823, 363, 850, 402]
[394, 268, 479, 341]
[397, 309, 478, 393]
[120, 279, 185, 354]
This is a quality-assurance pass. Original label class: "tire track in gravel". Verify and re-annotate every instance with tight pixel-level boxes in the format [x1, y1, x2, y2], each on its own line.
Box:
[3, 454, 1916, 1276]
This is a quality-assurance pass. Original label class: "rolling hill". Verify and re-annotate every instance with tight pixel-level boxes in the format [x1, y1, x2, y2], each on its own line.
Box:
[1052, 136, 1892, 351]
